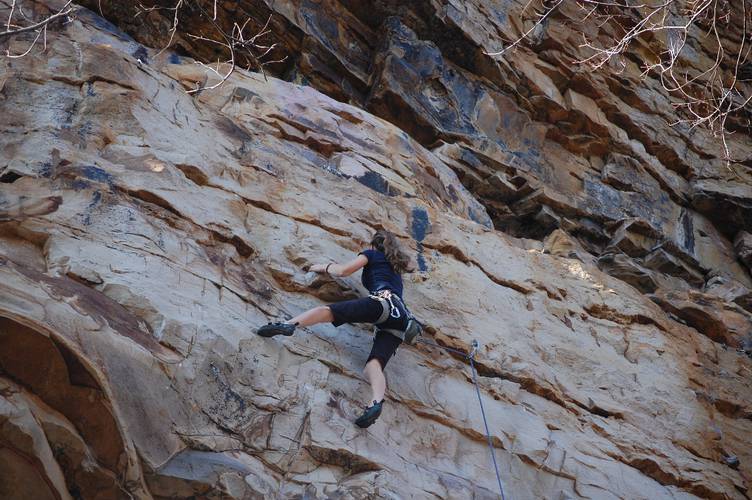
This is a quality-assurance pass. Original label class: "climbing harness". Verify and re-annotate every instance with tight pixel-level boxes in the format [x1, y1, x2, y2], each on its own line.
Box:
[369, 290, 423, 344]
[370, 289, 402, 323]
[415, 337, 508, 500]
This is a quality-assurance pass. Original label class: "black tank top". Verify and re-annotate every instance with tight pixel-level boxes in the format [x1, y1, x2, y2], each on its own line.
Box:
[359, 249, 403, 297]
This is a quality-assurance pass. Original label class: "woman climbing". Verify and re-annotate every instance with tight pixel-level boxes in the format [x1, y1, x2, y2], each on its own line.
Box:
[256, 230, 417, 428]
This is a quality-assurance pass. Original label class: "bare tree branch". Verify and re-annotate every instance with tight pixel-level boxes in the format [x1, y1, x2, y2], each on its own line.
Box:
[487, 0, 752, 164]
[135, 0, 285, 93]
[0, 0, 72, 38]
[1, 0, 73, 59]
[485, 0, 565, 57]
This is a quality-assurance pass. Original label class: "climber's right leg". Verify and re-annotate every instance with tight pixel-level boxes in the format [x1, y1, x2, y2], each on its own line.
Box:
[355, 331, 401, 428]
[363, 358, 386, 403]
[356, 358, 386, 428]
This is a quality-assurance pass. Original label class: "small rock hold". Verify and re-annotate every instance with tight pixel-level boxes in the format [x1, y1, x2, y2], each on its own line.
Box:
[723, 454, 740, 469]
[734, 231, 752, 269]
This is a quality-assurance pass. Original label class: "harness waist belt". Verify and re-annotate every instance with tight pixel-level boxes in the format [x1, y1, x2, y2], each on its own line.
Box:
[369, 290, 412, 341]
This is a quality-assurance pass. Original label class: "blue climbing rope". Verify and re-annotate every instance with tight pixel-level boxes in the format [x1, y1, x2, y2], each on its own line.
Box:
[469, 340, 507, 500]
[415, 337, 508, 500]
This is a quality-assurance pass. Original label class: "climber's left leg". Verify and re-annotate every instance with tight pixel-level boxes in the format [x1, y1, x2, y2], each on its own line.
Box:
[327, 296, 384, 327]
[258, 296, 381, 337]
[256, 305, 333, 337]
[287, 305, 333, 327]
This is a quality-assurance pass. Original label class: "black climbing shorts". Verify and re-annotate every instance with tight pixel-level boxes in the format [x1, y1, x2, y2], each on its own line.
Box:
[328, 296, 384, 327]
[366, 330, 402, 369]
[327, 296, 407, 369]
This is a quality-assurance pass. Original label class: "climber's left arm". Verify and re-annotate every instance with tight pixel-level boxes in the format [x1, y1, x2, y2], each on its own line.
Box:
[309, 254, 368, 277]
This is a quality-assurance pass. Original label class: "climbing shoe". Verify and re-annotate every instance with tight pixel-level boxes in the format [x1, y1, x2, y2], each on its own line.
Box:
[256, 322, 296, 338]
[355, 400, 383, 428]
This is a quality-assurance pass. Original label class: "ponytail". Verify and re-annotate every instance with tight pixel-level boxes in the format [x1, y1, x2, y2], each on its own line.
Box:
[371, 230, 410, 274]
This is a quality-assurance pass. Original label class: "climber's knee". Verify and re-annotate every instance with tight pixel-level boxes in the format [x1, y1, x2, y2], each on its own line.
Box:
[364, 358, 381, 373]
[317, 305, 334, 322]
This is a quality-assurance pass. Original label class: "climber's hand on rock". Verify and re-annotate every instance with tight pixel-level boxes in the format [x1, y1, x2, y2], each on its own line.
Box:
[308, 263, 328, 274]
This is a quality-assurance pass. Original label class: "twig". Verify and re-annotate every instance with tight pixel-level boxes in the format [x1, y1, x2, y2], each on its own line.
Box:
[485, 0, 565, 57]
[487, 0, 752, 164]
[135, 1, 285, 92]
[0, 0, 72, 38]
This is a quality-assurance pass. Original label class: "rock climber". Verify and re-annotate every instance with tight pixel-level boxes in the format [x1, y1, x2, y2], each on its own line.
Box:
[256, 230, 418, 428]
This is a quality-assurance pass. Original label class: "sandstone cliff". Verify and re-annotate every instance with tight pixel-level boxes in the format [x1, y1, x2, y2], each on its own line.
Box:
[1, 1, 752, 498]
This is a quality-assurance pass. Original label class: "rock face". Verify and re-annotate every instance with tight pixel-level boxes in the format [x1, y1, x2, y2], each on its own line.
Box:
[81, 0, 752, 329]
[1, 1, 751, 499]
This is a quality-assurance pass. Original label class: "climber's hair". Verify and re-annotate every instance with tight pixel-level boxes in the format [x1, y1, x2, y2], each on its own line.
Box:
[371, 230, 410, 274]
